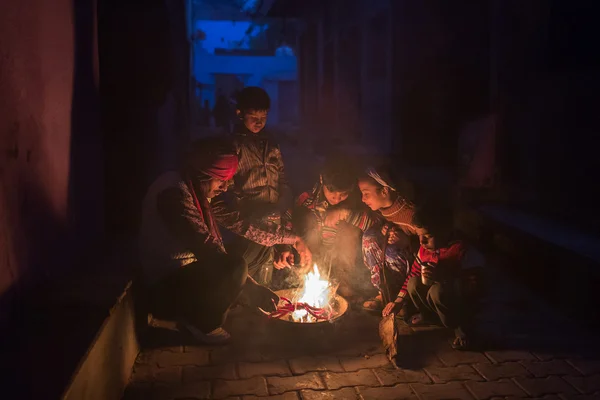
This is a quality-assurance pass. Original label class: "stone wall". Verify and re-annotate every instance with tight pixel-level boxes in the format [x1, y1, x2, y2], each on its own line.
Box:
[0, 0, 102, 322]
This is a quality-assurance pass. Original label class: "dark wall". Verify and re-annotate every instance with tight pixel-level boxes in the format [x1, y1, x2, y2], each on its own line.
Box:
[0, 0, 102, 321]
[0, 0, 190, 320]
[100, 0, 190, 235]
[494, 0, 600, 233]
[391, 0, 490, 169]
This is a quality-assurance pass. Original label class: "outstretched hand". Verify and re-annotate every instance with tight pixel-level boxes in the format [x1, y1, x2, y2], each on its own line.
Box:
[274, 251, 294, 269]
[293, 238, 312, 267]
[382, 299, 403, 317]
[381, 225, 401, 244]
[323, 208, 350, 228]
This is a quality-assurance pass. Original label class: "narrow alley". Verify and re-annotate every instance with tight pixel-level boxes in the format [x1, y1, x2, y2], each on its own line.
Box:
[2, 1, 600, 400]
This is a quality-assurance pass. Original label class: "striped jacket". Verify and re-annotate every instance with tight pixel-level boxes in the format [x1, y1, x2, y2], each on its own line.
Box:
[396, 240, 484, 300]
[231, 126, 292, 216]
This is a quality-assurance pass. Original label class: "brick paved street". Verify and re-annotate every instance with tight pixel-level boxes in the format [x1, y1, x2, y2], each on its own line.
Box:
[123, 258, 600, 400]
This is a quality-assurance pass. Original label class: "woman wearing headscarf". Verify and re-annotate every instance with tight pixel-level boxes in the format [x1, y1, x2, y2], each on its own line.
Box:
[139, 138, 287, 344]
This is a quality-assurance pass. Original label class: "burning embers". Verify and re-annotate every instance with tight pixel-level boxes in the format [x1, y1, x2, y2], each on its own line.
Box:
[269, 264, 347, 324]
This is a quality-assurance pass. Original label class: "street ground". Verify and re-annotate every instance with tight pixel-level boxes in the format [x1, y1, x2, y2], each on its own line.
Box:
[123, 257, 600, 400]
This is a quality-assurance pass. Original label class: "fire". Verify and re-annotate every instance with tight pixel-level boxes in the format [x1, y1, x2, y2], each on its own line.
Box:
[292, 264, 332, 322]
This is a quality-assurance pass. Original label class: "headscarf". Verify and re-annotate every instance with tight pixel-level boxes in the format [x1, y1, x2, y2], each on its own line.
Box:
[184, 138, 238, 181]
[199, 154, 238, 181]
[183, 139, 239, 244]
[365, 166, 396, 191]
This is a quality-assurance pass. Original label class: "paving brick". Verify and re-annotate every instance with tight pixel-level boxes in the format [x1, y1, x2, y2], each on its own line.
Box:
[213, 377, 269, 399]
[301, 387, 359, 399]
[333, 342, 384, 357]
[322, 369, 380, 390]
[358, 384, 417, 400]
[374, 367, 431, 385]
[410, 382, 474, 400]
[437, 350, 491, 367]
[267, 372, 325, 395]
[183, 363, 237, 381]
[211, 346, 267, 364]
[514, 376, 579, 397]
[521, 360, 581, 377]
[154, 381, 212, 399]
[130, 363, 155, 383]
[465, 379, 527, 399]
[239, 360, 292, 378]
[154, 350, 210, 367]
[485, 350, 537, 363]
[533, 351, 583, 361]
[289, 356, 344, 374]
[147, 345, 184, 354]
[504, 396, 562, 400]
[243, 392, 299, 400]
[340, 354, 392, 372]
[563, 375, 600, 394]
[473, 362, 531, 381]
[567, 359, 600, 375]
[153, 366, 182, 385]
[121, 383, 153, 400]
[425, 365, 484, 383]
[130, 364, 185, 385]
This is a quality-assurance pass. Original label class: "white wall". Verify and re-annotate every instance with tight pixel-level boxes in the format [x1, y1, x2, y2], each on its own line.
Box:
[193, 51, 297, 125]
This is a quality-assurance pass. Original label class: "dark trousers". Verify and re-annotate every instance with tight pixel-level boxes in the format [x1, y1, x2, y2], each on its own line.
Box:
[227, 236, 273, 284]
[150, 253, 247, 332]
[407, 276, 462, 329]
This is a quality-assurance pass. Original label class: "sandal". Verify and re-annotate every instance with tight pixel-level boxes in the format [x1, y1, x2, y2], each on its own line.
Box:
[362, 294, 383, 312]
[178, 321, 231, 345]
[407, 313, 430, 327]
[451, 327, 470, 350]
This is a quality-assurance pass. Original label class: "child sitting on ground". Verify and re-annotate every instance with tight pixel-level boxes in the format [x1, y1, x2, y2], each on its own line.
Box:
[383, 202, 484, 350]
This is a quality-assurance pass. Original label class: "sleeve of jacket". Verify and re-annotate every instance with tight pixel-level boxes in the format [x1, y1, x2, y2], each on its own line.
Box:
[274, 144, 293, 211]
[345, 209, 381, 232]
[156, 186, 226, 257]
[211, 194, 297, 247]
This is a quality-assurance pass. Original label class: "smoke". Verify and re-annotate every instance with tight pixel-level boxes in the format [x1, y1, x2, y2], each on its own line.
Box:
[276, 223, 374, 298]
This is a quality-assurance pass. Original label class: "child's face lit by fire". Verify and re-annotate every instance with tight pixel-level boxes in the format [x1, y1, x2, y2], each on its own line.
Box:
[417, 227, 437, 251]
[237, 109, 268, 134]
[323, 185, 349, 206]
[358, 180, 392, 211]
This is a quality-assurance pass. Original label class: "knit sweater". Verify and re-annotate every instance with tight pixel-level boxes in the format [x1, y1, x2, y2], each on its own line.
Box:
[378, 196, 417, 235]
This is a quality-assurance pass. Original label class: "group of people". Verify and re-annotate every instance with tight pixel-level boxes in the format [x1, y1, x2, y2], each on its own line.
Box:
[139, 86, 484, 350]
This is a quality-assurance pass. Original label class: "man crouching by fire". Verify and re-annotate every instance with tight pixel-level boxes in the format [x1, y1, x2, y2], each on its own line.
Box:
[139, 138, 309, 344]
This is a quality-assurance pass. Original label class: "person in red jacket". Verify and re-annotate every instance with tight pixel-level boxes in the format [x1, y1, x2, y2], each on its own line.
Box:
[382, 203, 485, 350]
